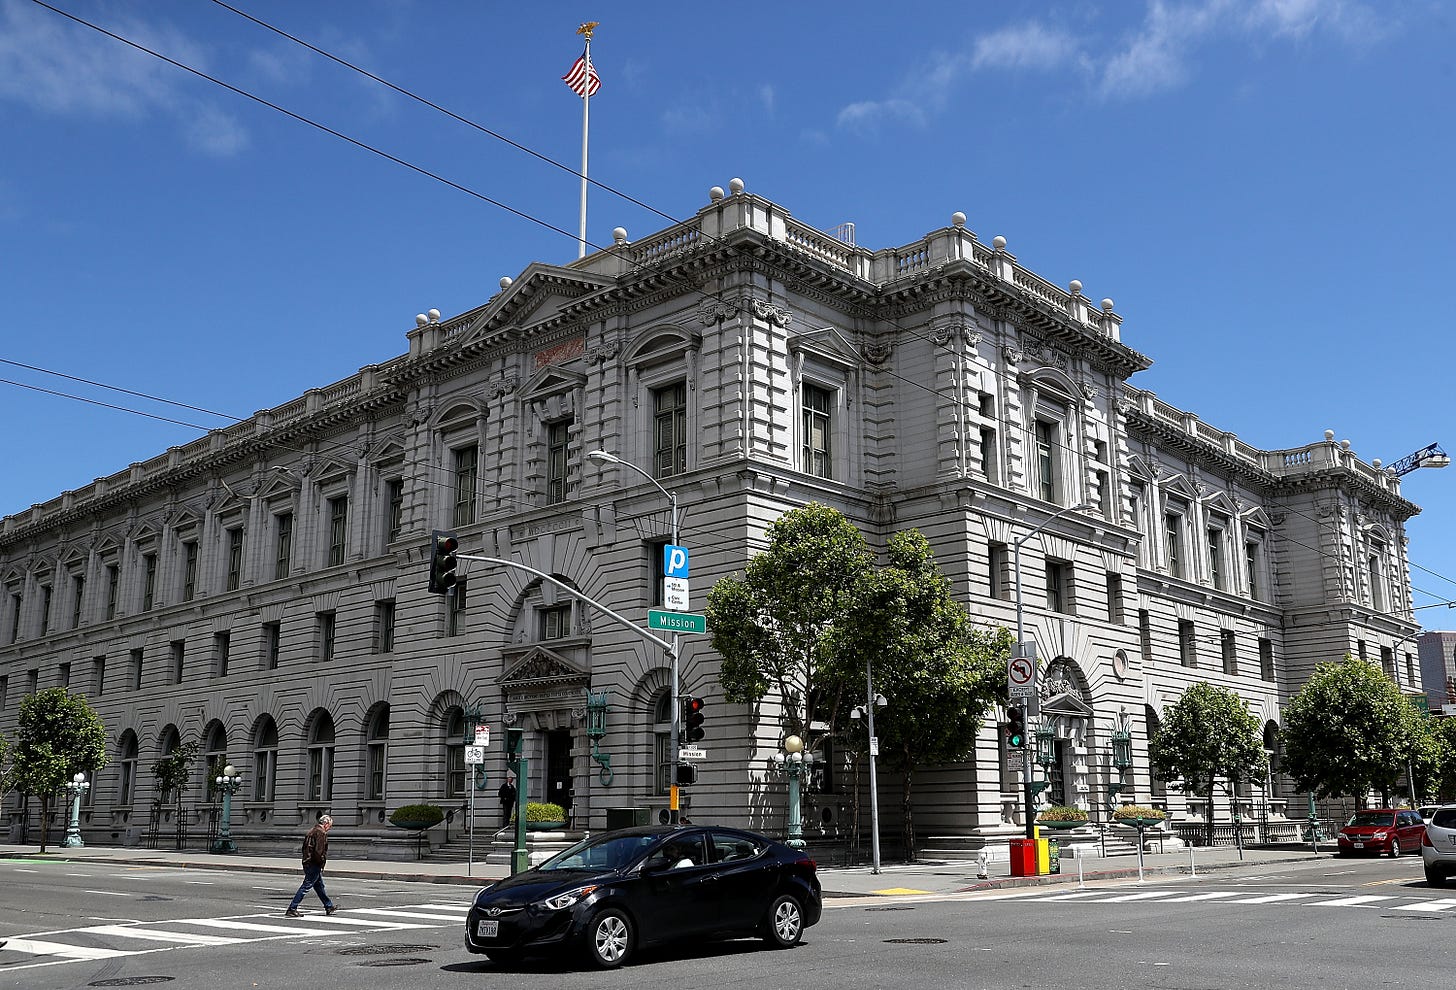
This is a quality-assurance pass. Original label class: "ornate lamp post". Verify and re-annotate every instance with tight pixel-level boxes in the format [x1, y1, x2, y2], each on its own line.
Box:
[61, 772, 90, 848]
[209, 765, 243, 853]
[767, 735, 815, 849]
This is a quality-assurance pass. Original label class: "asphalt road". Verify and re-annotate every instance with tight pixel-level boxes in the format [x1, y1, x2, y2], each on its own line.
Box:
[2, 851, 1446, 989]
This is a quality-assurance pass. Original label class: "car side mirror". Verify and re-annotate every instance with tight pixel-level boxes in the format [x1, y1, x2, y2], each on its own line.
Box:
[641, 856, 672, 874]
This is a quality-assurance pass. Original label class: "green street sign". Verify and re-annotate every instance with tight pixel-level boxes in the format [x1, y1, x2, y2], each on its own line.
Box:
[648, 609, 707, 634]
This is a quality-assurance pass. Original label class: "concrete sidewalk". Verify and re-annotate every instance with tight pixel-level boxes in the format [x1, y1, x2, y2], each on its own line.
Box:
[0, 839, 1337, 898]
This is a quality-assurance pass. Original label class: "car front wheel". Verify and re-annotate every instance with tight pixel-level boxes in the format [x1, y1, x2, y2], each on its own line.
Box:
[762, 893, 804, 949]
[585, 908, 633, 968]
[1389, 839, 1402, 858]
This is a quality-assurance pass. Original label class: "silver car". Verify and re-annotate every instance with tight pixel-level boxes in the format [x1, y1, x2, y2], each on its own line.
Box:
[1421, 805, 1456, 887]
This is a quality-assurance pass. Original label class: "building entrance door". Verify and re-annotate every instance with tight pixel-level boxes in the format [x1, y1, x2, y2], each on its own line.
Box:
[546, 729, 573, 816]
[1049, 739, 1068, 807]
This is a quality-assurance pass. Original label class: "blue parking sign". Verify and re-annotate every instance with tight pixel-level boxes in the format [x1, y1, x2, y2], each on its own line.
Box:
[664, 544, 689, 578]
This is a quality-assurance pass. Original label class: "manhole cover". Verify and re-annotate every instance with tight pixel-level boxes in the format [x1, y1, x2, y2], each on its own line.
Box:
[88, 979, 175, 987]
[865, 906, 916, 911]
[338, 944, 439, 956]
[883, 938, 948, 944]
[361, 958, 431, 967]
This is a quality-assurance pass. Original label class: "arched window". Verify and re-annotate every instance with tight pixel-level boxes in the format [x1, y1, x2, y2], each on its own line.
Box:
[307, 713, 335, 803]
[252, 716, 278, 803]
[366, 706, 389, 802]
[202, 721, 228, 801]
[445, 708, 466, 799]
[653, 691, 672, 795]
[116, 731, 138, 806]
[156, 725, 181, 805]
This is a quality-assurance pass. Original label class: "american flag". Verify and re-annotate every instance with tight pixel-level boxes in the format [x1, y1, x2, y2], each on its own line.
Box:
[562, 49, 601, 97]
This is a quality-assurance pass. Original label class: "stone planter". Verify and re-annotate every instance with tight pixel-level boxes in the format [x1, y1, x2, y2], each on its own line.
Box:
[1036, 818, 1089, 830]
[1112, 817, 1167, 829]
[526, 821, 565, 831]
[390, 820, 436, 831]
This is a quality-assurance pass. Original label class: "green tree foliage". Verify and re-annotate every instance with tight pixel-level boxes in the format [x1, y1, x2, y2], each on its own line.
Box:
[1283, 655, 1419, 804]
[12, 688, 109, 852]
[1149, 681, 1268, 846]
[0, 732, 14, 805]
[151, 739, 202, 816]
[1432, 716, 1456, 802]
[831, 529, 1012, 860]
[707, 503, 873, 739]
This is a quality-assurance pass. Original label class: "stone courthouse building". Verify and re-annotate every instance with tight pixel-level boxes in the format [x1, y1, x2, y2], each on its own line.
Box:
[0, 179, 1425, 854]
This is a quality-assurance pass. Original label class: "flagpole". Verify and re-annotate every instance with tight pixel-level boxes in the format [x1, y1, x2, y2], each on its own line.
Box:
[576, 23, 597, 259]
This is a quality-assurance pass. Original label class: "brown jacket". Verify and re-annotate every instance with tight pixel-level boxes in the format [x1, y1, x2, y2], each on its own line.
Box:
[301, 824, 329, 867]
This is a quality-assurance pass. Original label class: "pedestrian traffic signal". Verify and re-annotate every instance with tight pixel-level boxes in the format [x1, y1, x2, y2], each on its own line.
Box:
[428, 530, 459, 593]
[683, 695, 705, 743]
[1007, 706, 1026, 749]
[675, 762, 698, 785]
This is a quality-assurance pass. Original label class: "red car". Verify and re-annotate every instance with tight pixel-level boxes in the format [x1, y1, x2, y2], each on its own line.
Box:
[1336, 808, 1426, 857]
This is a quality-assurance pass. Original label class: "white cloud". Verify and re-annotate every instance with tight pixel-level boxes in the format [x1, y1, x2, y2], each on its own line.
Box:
[836, 98, 926, 133]
[0, 0, 247, 155]
[758, 83, 776, 115]
[969, 21, 1082, 72]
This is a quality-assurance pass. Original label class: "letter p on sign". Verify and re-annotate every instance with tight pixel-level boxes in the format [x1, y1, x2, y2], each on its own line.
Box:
[664, 544, 690, 578]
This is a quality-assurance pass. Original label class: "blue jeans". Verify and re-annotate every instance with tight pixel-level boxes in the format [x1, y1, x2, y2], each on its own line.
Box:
[287, 864, 334, 911]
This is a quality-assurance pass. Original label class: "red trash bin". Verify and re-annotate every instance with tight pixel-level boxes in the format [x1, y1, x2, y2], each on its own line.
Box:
[1009, 838, 1037, 877]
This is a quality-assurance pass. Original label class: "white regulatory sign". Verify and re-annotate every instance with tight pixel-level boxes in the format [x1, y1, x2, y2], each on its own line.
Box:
[465, 745, 486, 765]
[678, 747, 706, 761]
[869, 736, 879, 757]
[664, 577, 689, 611]
[473, 724, 490, 747]
[1007, 751, 1025, 772]
[1008, 656, 1035, 698]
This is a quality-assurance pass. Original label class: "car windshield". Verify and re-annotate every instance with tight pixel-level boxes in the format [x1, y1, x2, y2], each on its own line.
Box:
[1346, 811, 1395, 827]
[536, 833, 661, 872]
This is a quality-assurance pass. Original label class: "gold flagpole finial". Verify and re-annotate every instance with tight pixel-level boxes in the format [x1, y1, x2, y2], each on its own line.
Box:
[577, 21, 599, 40]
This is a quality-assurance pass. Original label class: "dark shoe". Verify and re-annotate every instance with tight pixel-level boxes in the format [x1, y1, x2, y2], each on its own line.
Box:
[325, 905, 338, 916]
[285, 908, 301, 917]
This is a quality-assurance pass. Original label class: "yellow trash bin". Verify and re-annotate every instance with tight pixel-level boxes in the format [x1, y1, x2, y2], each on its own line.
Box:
[1036, 835, 1050, 875]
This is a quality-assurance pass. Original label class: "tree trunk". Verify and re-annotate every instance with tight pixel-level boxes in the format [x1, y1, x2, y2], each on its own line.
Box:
[1205, 773, 1217, 847]
[901, 765, 915, 862]
[38, 794, 51, 853]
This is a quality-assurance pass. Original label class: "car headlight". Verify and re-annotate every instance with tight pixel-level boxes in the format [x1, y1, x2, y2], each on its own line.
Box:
[541, 885, 598, 911]
[1372, 832, 1387, 840]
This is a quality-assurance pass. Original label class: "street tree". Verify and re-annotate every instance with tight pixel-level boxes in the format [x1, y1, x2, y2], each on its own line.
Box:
[0, 731, 14, 805]
[1149, 681, 1268, 846]
[1421, 714, 1456, 802]
[152, 738, 202, 826]
[707, 502, 873, 743]
[12, 688, 109, 852]
[1282, 654, 1416, 804]
[831, 529, 1013, 860]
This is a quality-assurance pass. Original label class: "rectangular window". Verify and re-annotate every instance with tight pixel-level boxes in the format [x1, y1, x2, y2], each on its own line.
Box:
[802, 383, 833, 479]
[264, 622, 281, 670]
[274, 513, 293, 580]
[169, 640, 184, 684]
[1368, 545, 1387, 612]
[215, 632, 231, 678]
[1139, 610, 1153, 661]
[1165, 514, 1183, 578]
[453, 444, 478, 527]
[646, 539, 669, 606]
[540, 604, 571, 640]
[1381, 645, 1396, 681]
[1405, 651, 1416, 685]
[71, 574, 85, 629]
[374, 600, 396, 653]
[142, 555, 157, 611]
[1096, 469, 1111, 518]
[1035, 419, 1057, 503]
[27, 668, 38, 694]
[130, 648, 144, 691]
[1106, 572, 1124, 624]
[327, 495, 349, 566]
[1221, 629, 1237, 675]
[385, 479, 404, 544]
[1245, 541, 1262, 600]
[980, 427, 998, 483]
[40, 583, 52, 633]
[182, 542, 198, 601]
[92, 656, 105, 696]
[547, 421, 572, 504]
[654, 381, 688, 478]
[7, 592, 20, 643]
[1178, 619, 1197, 668]
[318, 613, 336, 663]
[0, 675, 7, 709]
[1207, 528, 1224, 590]
[105, 564, 119, 620]
[1046, 559, 1072, 614]
[989, 542, 1010, 600]
[446, 580, 468, 637]
[58, 661, 71, 688]
[226, 528, 244, 591]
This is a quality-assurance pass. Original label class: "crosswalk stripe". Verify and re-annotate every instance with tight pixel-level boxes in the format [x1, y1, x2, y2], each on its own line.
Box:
[1096, 891, 1180, 903]
[0, 937, 132, 960]
[1388, 899, 1456, 912]
[77, 925, 244, 946]
[289, 915, 430, 929]
[414, 904, 470, 913]
[171, 918, 333, 935]
[1042, 891, 1117, 901]
[1158, 892, 1244, 903]
[347, 908, 464, 921]
[1229, 893, 1316, 904]
[1309, 895, 1394, 908]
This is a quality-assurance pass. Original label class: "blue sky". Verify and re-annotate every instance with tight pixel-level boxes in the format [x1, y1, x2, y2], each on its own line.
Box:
[2, 0, 1454, 618]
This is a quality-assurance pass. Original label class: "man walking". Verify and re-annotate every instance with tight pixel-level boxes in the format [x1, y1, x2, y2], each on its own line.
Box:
[498, 773, 517, 828]
[285, 814, 337, 917]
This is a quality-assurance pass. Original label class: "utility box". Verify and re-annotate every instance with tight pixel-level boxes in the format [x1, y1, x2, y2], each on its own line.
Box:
[1047, 838, 1061, 874]
[605, 807, 650, 830]
[1036, 836, 1050, 875]
[1009, 838, 1037, 877]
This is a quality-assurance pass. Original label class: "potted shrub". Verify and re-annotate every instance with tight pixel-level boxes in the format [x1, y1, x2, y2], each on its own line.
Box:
[389, 804, 444, 831]
[524, 802, 566, 830]
[1111, 804, 1168, 828]
[1037, 805, 1090, 830]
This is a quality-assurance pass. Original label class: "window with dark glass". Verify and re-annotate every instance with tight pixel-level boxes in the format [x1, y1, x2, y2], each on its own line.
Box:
[7, 592, 20, 643]
[263, 621, 281, 670]
[170, 640, 184, 684]
[327, 496, 348, 566]
[374, 600, 396, 653]
[1221, 629, 1237, 675]
[989, 542, 1009, 600]
[1178, 620, 1197, 667]
[386, 478, 404, 544]
[105, 564, 119, 620]
[446, 580, 467, 637]
[274, 513, 293, 580]
[215, 632, 230, 677]
[1207, 526, 1225, 590]
[142, 555, 157, 610]
[1035, 419, 1057, 503]
[453, 444, 478, 526]
[253, 718, 278, 802]
[92, 656, 105, 696]
[117, 732, 138, 805]
[653, 382, 687, 478]
[1106, 572, 1124, 623]
[366, 708, 389, 802]
[318, 612, 336, 663]
[802, 383, 833, 479]
[130, 648, 143, 690]
[547, 421, 571, 504]
[226, 528, 244, 591]
[1165, 513, 1183, 578]
[182, 542, 198, 601]
[1045, 559, 1072, 613]
[40, 583, 52, 633]
[646, 539, 669, 606]
[307, 714, 335, 802]
[980, 427, 998, 482]
[71, 573, 85, 629]
[446, 708, 466, 798]
[1245, 539, 1262, 600]
[58, 661, 70, 687]
[1139, 610, 1152, 662]
[540, 604, 571, 640]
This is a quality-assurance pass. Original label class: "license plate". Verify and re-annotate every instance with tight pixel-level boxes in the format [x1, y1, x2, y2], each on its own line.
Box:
[476, 920, 499, 938]
[1353, 842, 1364, 848]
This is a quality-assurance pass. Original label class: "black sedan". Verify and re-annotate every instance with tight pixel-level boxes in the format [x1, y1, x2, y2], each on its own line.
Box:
[463, 824, 822, 968]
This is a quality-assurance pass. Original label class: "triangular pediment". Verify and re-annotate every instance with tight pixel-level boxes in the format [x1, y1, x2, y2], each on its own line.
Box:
[1041, 692, 1094, 718]
[521, 365, 587, 399]
[1203, 491, 1238, 518]
[1159, 474, 1198, 502]
[1241, 506, 1273, 532]
[790, 325, 862, 372]
[455, 264, 615, 347]
[498, 646, 590, 687]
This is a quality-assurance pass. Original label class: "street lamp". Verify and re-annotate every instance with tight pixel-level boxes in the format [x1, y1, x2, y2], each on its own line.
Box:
[210, 764, 243, 854]
[850, 671, 888, 873]
[61, 772, 89, 848]
[1013, 501, 1091, 839]
[587, 449, 683, 821]
[767, 735, 815, 849]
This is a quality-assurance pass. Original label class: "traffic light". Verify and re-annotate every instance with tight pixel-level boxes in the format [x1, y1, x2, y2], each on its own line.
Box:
[428, 530, 459, 593]
[683, 695, 705, 743]
[1006, 705, 1026, 749]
